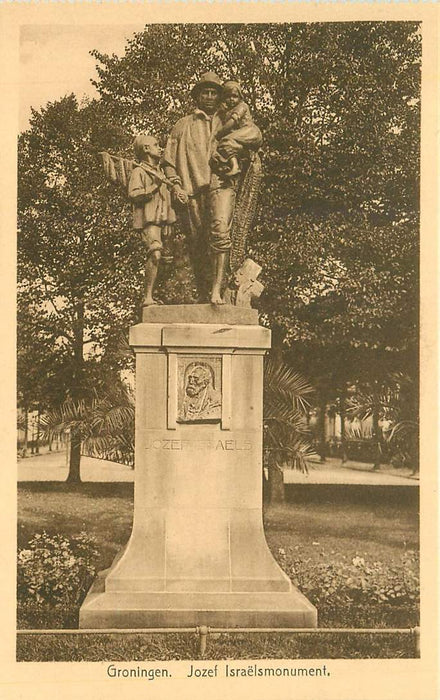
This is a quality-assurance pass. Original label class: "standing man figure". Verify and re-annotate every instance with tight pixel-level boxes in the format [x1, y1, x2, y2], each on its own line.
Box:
[163, 72, 235, 304]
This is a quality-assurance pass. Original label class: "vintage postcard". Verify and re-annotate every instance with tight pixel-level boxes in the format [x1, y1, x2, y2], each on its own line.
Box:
[0, 2, 438, 699]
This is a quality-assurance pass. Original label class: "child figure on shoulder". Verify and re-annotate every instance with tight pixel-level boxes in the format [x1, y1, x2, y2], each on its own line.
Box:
[213, 80, 262, 177]
[128, 134, 179, 307]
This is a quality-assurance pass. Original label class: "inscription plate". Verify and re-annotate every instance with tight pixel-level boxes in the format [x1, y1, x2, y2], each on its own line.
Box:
[145, 437, 252, 452]
[177, 356, 222, 423]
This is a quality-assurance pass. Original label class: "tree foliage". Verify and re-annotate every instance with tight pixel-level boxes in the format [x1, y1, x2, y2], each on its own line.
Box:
[263, 357, 318, 493]
[18, 95, 143, 351]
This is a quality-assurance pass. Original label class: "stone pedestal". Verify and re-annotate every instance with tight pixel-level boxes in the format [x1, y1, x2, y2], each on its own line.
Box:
[80, 306, 317, 628]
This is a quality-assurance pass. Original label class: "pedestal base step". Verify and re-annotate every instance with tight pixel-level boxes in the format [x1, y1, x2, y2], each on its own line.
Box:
[79, 585, 317, 629]
[141, 304, 258, 324]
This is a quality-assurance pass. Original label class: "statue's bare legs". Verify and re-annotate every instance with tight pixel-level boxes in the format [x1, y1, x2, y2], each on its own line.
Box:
[143, 250, 161, 306]
[210, 251, 227, 305]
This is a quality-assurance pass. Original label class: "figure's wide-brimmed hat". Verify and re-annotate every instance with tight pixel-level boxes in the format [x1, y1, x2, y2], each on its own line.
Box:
[191, 71, 223, 98]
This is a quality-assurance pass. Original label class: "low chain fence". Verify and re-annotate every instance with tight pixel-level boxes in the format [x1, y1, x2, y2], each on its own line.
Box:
[17, 625, 420, 658]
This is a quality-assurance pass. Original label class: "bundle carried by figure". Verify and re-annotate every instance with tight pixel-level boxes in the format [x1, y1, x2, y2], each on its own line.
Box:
[99, 151, 174, 191]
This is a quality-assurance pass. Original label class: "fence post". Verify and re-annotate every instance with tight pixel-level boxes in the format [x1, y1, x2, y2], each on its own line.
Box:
[412, 626, 420, 656]
[197, 626, 209, 658]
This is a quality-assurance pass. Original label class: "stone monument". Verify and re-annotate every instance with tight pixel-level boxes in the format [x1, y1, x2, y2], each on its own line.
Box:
[80, 73, 317, 629]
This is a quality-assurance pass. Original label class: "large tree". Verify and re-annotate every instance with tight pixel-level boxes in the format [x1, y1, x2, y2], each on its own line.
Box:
[18, 96, 143, 480]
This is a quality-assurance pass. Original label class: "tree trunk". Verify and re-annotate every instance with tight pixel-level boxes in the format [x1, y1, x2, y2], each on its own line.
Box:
[267, 462, 285, 503]
[317, 393, 327, 463]
[35, 405, 40, 455]
[66, 428, 82, 483]
[372, 386, 381, 471]
[66, 300, 84, 483]
[30, 415, 35, 455]
[339, 388, 348, 464]
[22, 407, 28, 457]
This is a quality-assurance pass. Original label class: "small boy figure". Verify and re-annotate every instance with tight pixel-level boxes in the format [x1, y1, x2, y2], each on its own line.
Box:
[128, 134, 177, 306]
[213, 80, 262, 176]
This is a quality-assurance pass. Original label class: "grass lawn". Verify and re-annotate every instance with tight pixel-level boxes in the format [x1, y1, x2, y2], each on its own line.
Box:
[18, 482, 135, 573]
[17, 482, 419, 661]
[263, 497, 419, 569]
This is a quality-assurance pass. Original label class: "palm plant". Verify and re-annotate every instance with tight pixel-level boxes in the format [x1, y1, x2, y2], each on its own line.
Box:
[263, 357, 318, 501]
[40, 381, 135, 471]
[386, 419, 419, 472]
[346, 373, 418, 471]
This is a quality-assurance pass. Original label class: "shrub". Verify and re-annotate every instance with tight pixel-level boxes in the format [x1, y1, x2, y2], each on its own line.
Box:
[278, 548, 419, 610]
[17, 532, 99, 607]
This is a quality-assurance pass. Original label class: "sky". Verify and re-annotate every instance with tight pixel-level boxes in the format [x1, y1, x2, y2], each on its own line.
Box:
[19, 24, 145, 132]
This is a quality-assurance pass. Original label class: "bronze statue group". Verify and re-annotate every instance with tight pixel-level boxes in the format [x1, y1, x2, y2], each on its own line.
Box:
[126, 71, 263, 307]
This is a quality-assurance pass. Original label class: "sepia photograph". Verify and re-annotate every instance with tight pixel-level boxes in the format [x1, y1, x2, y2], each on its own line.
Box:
[2, 4, 436, 698]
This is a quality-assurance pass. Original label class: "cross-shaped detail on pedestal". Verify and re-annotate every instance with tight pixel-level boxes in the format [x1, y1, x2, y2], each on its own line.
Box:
[225, 258, 264, 308]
